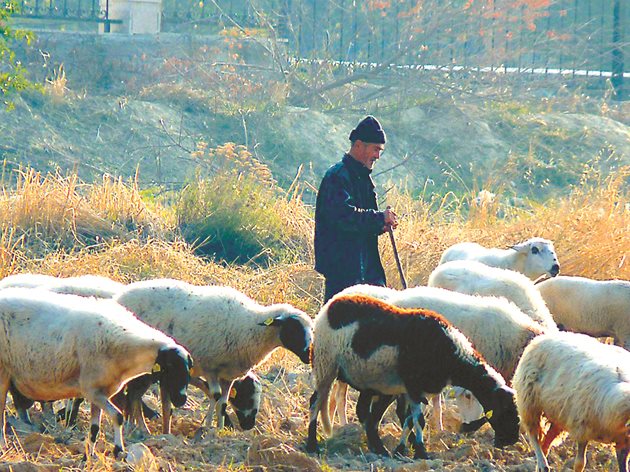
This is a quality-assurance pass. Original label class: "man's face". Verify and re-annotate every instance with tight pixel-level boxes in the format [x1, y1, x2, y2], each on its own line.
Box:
[355, 141, 385, 170]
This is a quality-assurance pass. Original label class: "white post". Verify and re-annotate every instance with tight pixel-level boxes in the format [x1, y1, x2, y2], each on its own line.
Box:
[100, 0, 162, 34]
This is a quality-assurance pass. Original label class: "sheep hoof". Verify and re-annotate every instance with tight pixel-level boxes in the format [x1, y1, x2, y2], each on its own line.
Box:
[305, 440, 320, 455]
[412, 445, 430, 460]
[393, 444, 409, 458]
[113, 445, 127, 460]
[369, 445, 390, 458]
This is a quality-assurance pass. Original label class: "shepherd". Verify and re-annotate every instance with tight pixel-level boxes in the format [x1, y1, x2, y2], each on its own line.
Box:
[314, 115, 399, 303]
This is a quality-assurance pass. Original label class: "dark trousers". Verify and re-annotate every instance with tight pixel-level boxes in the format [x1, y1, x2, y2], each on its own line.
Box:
[323, 277, 386, 304]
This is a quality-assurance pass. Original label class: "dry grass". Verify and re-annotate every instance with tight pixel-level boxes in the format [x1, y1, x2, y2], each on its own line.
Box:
[0, 167, 628, 470]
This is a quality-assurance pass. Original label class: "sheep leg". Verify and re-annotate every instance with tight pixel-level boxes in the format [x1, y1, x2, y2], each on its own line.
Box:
[64, 398, 84, 427]
[363, 393, 393, 457]
[616, 445, 629, 472]
[88, 405, 102, 457]
[355, 390, 372, 424]
[89, 393, 125, 458]
[56, 398, 84, 427]
[430, 393, 444, 431]
[540, 421, 562, 456]
[394, 395, 419, 449]
[574, 441, 588, 472]
[306, 374, 335, 454]
[206, 381, 220, 428]
[409, 400, 429, 460]
[330, 381, 349, 426]
[394, 395, 417, 458]
[40, 401, 55, 426]
[192, 377, 221, 440]
[215, 379, 233, 429]
[120, 374, 153, 434]
[523, 419, 550, 472]
[189, 377, 234, 430]
[8, 383, 36, 429]
[0, 377, 9, 447]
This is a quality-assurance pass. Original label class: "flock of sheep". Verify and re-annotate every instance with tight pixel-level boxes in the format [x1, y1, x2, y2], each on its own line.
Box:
[0, 236, 628, 472]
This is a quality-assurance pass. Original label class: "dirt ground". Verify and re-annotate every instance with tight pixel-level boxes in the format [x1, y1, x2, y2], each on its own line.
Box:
[0, 352, 621, 471]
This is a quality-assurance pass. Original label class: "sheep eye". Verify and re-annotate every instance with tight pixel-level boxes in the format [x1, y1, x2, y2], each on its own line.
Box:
[531, 247, 539, 254]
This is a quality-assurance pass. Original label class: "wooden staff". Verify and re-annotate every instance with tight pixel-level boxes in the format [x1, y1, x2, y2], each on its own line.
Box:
[388, 226, 407, 289]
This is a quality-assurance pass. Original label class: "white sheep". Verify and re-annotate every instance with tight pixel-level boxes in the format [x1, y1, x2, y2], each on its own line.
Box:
[0, 273, 125, 427]
[114, 278, 313, 434]
[439, 237, 560, 281]
[537, 275, 630, 350]
[0, 273, 124, 299]
[428, 260, 558, 331]
[0, 288, 192, 456]
[512, 331, 630, 472]
[331, 284, 545, 432]
[0, 273, 59, 289]
[306, 294, 520, 458]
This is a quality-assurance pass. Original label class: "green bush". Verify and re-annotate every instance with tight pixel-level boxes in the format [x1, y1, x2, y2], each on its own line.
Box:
[176, 143, 294, 265]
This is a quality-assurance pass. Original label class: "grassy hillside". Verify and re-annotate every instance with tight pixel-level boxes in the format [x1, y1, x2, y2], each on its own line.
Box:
[1, 80, 628, 208]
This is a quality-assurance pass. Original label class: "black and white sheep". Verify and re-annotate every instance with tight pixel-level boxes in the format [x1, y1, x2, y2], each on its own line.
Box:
[512, 331, 630, 472]
[306, 294, 520, 458]
[439, 237, 560, 281]
[428, 260, 558, 331]
[0, 273, 125, 299]
[331, 284, 545, 433]
[537, 275, 630, 350]
[113, 279, 313, 434]
[111, 369, 262, 434]
[0, 288, 192, 456]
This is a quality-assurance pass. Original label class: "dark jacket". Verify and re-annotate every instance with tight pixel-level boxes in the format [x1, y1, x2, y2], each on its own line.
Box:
[314, 154, 386, 286]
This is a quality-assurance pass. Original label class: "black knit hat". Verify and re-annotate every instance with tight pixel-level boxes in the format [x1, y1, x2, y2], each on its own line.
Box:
[349, 116, 386, 144]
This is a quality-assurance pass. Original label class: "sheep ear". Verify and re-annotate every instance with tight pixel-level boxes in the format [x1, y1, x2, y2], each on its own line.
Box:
[510, 241, 529, 253]
[258, 315, 284, 327]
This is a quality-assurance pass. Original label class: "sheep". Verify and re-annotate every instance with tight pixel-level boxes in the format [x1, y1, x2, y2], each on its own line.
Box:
[428, 260, 558, 331]
[512, 331, 630, 472]
[222, 371, 262, 431]
[0, 274, 125, 429]
[113, 278, 313, 435]
[0, 273, 124, 299]
[439, 237, 560, 281]
[0, 288, 192, 457]
[536, 275, 630, 350]
[306, 294, 520, 458]
[330, 284, 545, 432]
[108, 369, 262, 434]
[0, 273, 59, 289]
[427, 260, 558, 432]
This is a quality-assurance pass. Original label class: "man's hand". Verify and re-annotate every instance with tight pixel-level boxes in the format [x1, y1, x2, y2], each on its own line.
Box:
[384, 206, 398, 230]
